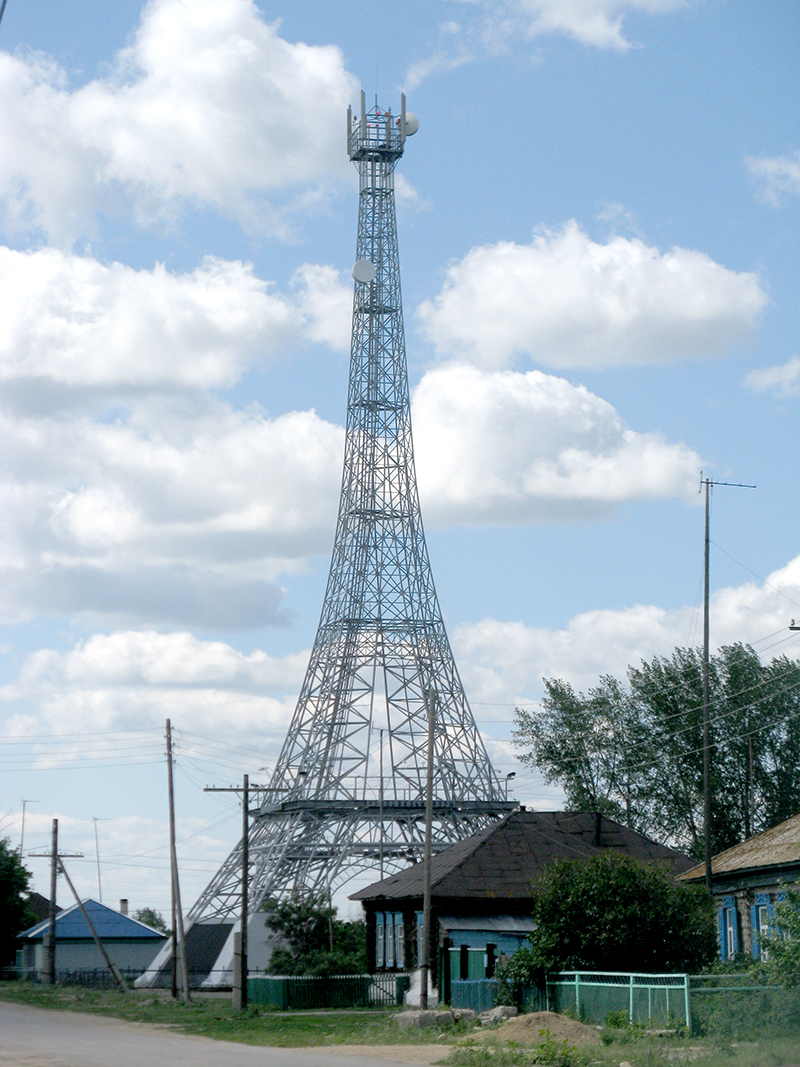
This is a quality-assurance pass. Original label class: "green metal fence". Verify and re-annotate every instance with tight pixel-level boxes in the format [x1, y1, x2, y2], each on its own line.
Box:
[247, 973, 409, 1010]
[688, 973, 800, 1040]
[547, 972, 691, 1028]
[450, 978, 548, 1014]
[450, 979, 498, 1013]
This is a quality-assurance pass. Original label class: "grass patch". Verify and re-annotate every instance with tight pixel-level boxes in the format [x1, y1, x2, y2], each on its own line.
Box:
[443, 1025, 800, 1067]
[0, 982, 466, 1047]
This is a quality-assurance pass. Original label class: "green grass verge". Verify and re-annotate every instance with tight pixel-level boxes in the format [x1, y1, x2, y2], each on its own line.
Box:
[443, 1031, 800, 1067]
[0, 983, 462, 1047]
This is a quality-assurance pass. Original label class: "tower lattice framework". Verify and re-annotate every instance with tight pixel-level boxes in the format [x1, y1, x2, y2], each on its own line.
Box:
[184, 94, 512, 944]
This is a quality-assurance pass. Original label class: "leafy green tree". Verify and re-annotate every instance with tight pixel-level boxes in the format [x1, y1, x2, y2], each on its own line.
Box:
[133, 907, 169, 935]
[763, 887, 800, 985]
[0, 837, 36, 966]
[263, 893, 367, 976]
[499, 854, 716, 980]
[514, 674, 659, 834]
[514, 644, 800, 858]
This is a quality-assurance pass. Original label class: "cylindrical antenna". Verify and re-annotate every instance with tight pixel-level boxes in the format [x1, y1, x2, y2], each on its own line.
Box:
[360, 90, 366, 139]
[400, 93, 407, 144]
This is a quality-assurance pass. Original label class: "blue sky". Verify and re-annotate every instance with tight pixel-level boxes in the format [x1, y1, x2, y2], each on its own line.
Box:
[1, 0, 799, 915]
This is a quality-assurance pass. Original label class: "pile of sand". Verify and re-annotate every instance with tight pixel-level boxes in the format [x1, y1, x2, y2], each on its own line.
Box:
[475, 1011, 602, 1047]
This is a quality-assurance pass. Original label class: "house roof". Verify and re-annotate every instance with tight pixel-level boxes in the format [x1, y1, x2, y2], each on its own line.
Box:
[20, 899, 166, 941]
[679, 812, 800, 883]
[25, 891, 59, 924]
[438, 915, 538, 934]
[351, 810, 693, 902]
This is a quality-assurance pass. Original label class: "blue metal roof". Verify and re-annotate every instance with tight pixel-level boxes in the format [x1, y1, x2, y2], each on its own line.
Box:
[20, 899, 166, 941]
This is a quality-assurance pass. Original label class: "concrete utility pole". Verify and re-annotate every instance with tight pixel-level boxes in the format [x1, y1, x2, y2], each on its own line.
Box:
[700, 475, 755, 892]
[166, 719, 191, 1002]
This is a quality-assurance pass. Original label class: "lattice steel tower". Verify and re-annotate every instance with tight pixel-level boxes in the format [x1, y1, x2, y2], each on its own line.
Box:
[143, 94, 512, 986]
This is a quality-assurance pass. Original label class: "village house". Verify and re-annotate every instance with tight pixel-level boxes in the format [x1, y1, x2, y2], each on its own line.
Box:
[351, 808, 693, 1002]
[679, 812, 800, 961]
[18, 899, 166, 980]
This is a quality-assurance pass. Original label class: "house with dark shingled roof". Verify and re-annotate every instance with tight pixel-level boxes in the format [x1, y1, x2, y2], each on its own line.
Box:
[351, 809, 693, 1002]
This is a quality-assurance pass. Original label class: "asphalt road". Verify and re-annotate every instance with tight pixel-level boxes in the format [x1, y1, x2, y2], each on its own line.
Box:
[0, 1002, 448, 1067]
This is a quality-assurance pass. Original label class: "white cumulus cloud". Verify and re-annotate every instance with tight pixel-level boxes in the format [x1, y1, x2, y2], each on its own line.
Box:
[454, 553, 800, 709]
[403, 0, 689, 90]
[291, 263, 352, 353]
[0, 247, 302, 391]
[417, 222, 767, 370]
[0, 399, 343, 626]
[0, 246, 362, 401]
[2, 630, 306, 739]
[746, 150, 800, 206]
[745, 355, 800, 399]
[507, 0, 688, 50]
[413, 363, 701, 524]
[0, 0, 357, 241]
[0, 358, 705, 624]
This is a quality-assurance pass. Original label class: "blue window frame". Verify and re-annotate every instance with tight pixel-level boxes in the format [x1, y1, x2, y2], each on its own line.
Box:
[718, 895, 739, 960]
[386, 912, 395, 968]
[376, 912, 385, 968]
[395, 912, 405, 968]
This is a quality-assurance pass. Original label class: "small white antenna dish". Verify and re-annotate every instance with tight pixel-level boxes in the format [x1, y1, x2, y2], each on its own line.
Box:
[404, 113, 420, 136]
[352, 259, 375, 284]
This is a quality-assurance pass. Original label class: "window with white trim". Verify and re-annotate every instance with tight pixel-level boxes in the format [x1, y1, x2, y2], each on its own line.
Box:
[376, 913, 385, 968]
[718, 895, 739, 960]
[386, 913, 395, 968]
[395, 914, 405, 968]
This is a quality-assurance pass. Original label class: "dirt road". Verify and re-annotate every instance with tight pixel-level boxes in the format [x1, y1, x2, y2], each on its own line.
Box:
[0, 1002, 451, 1067]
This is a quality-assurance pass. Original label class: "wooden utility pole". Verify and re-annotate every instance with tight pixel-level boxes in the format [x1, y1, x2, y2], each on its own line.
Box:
[204, 775, 255, 1011]
[92, 817, 108, 903]
[26, 820, 82, 985]
[379, 729, 384, 881]
[166, 719, 191, 1002]
[58, 858, 127, 992]
[700, 475, 755, 892]
[702, 477, 712, 892]
[420, 687, 437, 1010]
[45, 818, 58, 984]
[18, 798, 38, 858]
[239, 772, 249, 1011]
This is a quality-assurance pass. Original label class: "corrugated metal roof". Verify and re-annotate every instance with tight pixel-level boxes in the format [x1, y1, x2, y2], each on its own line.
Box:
[20, 899, 166, 941]
[351, 810, 692, 901]
[680, 812, 800, 882]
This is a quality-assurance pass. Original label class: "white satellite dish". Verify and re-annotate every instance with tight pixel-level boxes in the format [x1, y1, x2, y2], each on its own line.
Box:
[404, 112, 420, 136]
[352, 259, 375, 284]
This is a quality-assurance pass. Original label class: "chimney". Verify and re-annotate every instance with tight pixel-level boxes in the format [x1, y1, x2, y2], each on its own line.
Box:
[592, 812, 602, 848]
[119, 898, 128, 916]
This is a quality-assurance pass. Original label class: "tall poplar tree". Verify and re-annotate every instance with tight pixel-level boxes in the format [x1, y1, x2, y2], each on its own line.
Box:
[513, 644, 800, 858]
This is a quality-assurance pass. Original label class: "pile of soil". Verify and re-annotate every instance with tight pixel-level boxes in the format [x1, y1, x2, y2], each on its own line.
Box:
[475, 1011, 602, 1047]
